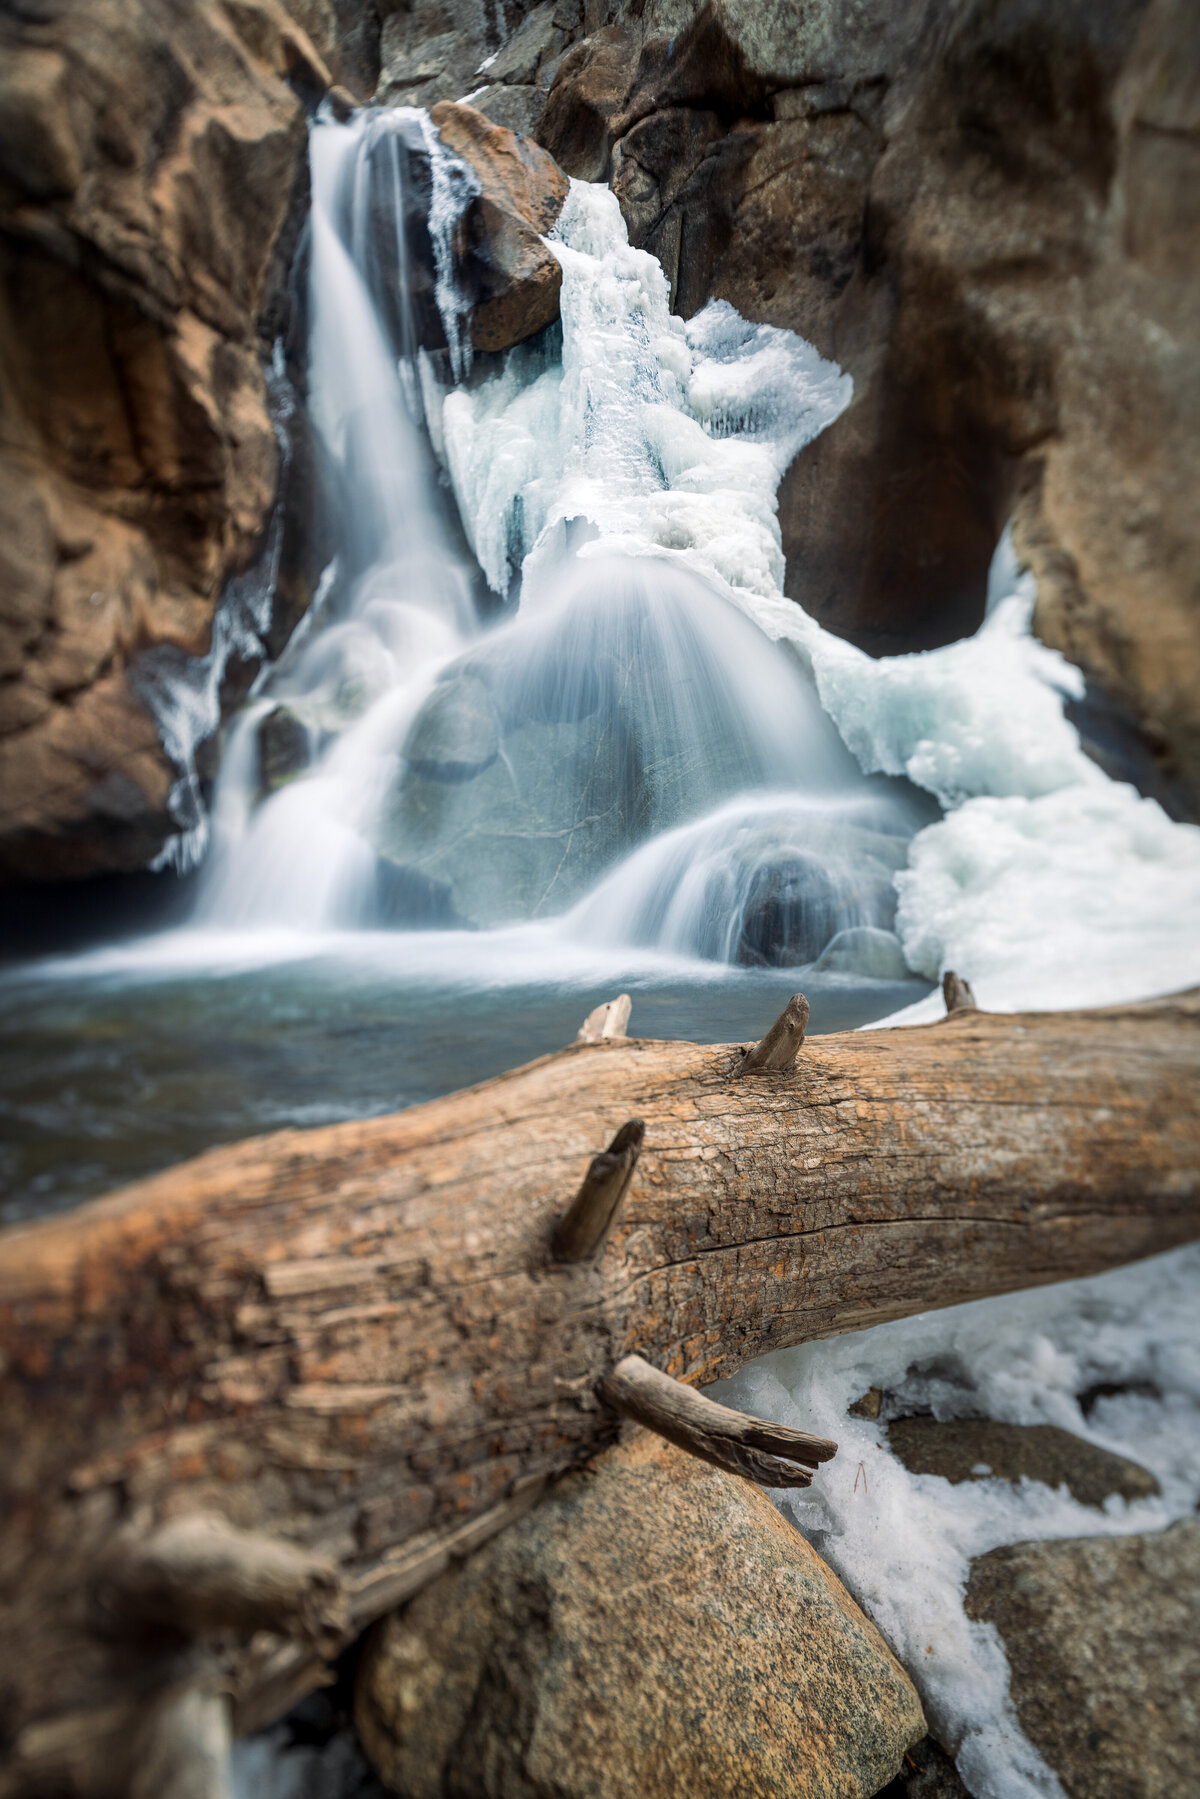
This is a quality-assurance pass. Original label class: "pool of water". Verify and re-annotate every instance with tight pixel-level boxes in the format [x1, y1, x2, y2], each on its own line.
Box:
[0, 927, 929, 1224]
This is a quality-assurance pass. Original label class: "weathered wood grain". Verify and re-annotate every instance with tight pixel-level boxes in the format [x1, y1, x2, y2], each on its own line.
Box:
[601, 1353, 838, 1486]
[0, 992, 1198, 1794]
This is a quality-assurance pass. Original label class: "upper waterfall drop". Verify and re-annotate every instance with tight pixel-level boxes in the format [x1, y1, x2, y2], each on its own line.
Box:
[441, 179, 854, 612]
[196, 108, 481, 930]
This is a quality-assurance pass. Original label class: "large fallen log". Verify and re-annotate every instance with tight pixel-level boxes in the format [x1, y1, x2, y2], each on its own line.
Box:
[1, 991, 1198, 1796]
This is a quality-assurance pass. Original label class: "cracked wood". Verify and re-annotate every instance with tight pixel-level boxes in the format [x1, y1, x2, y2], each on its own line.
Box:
[0, 993, 1198, 1793]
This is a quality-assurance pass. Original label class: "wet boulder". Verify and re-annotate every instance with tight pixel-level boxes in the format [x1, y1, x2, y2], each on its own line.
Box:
[375, 609, 773, 927]
[401, 673, 498, 782]
[429, 102, 570, 353]
[257, 704, 312, 799]
[735, 846, 905, 968]
[813, 926, 911, 980]
[355, 1430, 926, 1799]
[886, 1417, 1161, 1510]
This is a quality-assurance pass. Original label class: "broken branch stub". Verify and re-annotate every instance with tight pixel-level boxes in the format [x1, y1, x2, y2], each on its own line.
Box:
[577, 994, 632, 1043]
[600, 1354, 838, 1489]
[943, 971, 977, 1013]
[98, 1514, 346, 1649]
[553, 1119, 644, 1261]
[738, 993, 810, 1074]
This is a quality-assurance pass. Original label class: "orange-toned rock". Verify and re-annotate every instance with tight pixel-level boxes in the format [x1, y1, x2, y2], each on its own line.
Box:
[430, 101, 569, 353]
[0, 0, 337, 880]
[356, 1431, 926, 1799]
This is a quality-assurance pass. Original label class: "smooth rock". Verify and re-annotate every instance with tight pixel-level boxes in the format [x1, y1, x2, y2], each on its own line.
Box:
[429, 102, 569, 352]
[965, 1518, 1200, 1797]
[257, 705, 313, 799]
[886, 1418, 1160, 1509]
[355, 1430, 926, 1799]
[812, 927, 911, 980]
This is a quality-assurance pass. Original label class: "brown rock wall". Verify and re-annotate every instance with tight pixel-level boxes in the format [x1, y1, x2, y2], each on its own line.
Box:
[0, 0, 338, 880]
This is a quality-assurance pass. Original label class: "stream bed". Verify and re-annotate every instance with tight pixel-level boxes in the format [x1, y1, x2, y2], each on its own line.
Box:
[0, 937, 928, 1223]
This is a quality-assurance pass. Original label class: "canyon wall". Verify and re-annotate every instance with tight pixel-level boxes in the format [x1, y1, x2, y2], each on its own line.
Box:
[0, 0, 340, 879]
[2, 0, 1197, 882]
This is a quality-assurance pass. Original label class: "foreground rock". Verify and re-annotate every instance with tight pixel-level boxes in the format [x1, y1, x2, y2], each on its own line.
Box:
[886, 1418, 1160, 1510]
[0, 0, 339, 880]
[356, 1430, 925, 1798]
[525, 0, 1200, 815]
[966, 1518, 1200, 1797]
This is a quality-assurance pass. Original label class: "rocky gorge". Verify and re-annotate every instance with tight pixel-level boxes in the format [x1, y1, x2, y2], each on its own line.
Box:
[2, 0, 1198, 882]
[1, 3, 1199, 1798]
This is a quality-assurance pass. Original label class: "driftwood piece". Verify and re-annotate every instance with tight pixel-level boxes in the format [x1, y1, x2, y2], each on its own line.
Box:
[601, 1354, 838, 1487]
[1, 992, 1199, 1794]
[738, 992, 809, 1072]
[577, 994, 632, 1042]
[553, 1119, 644, 1261]
[943, 970, 977, 1012]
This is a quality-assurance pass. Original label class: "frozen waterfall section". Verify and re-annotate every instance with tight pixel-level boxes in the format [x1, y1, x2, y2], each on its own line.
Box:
[198, 131, 924, 976]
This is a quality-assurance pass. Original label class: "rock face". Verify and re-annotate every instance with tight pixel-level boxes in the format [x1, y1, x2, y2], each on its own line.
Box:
[0, 0, 341, 880]
[965, 1518, 1200, 1798]
[885, 1418, 1161, 1509]
[527, 0, 1200, 816]
[355, 1429, 926, 1799]
[429, 102, 569, 351]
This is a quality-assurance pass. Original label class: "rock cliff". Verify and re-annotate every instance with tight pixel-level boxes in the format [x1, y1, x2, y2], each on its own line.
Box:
[0, 0, 341, 879]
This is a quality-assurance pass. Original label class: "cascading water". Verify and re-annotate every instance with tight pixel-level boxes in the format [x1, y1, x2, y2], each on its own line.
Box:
[197, 119, 923, 966]
[197, 108, 479, 930]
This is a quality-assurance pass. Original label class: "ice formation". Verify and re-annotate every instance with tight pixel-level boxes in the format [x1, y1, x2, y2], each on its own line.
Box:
[435, 179, 1200, 1014]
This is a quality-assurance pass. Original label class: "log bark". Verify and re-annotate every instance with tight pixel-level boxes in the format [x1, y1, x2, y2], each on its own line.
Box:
[1, 992, 1199, 1795]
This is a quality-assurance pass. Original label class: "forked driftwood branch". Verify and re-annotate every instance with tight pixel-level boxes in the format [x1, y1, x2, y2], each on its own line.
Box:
[1, 989, 1199, 1796]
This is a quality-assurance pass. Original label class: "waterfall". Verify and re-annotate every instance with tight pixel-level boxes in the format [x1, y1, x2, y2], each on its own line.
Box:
[179, 108, 1200, 1009]
[196, 108, 479, 930]
[196, 112, 922, 972]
